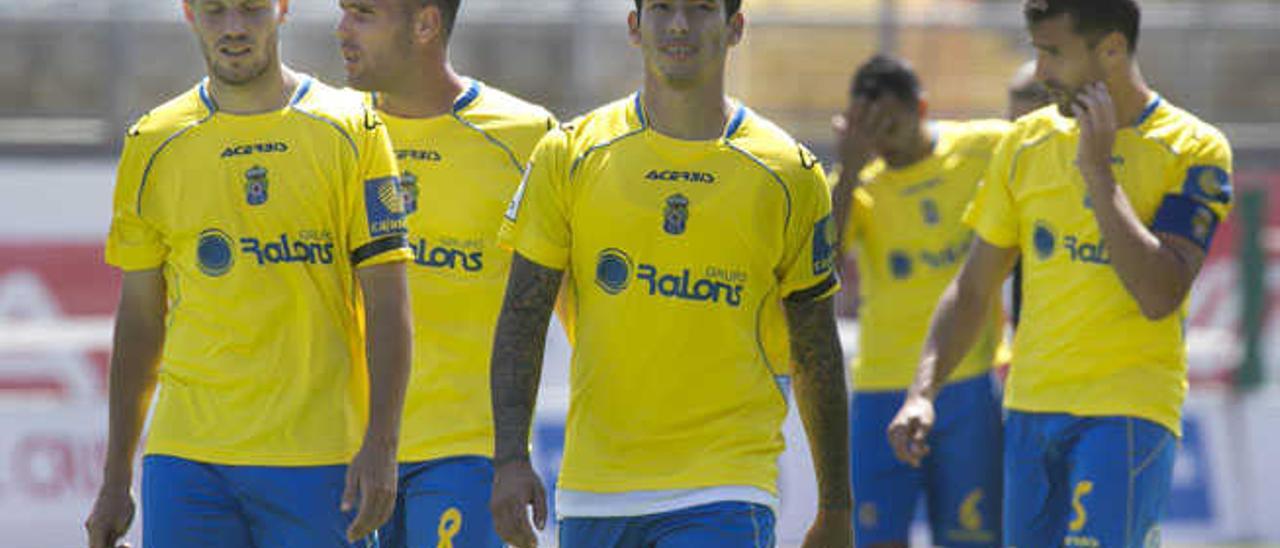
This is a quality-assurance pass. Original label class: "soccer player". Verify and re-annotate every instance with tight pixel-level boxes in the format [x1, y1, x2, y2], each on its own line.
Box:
[830, 54, 1009, 548]
[889, 1, 1233, 546]
[488, 0, 853, 546]
[336, 0, 556, 546]
[84, 1, 413, 546]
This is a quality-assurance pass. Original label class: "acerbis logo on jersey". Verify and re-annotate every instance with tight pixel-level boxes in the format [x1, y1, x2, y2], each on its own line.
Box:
[397, 149, 443, 162]
[245, 165, 269, 206]
[645, 170, 716, 184]
[363, 177, 409, 238]
[221, 142, 289, 158]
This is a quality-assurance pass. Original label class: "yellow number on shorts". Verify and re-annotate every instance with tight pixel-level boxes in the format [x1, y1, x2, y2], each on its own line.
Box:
[1069, 481, 1094, 532]
[437, 507, 462, 548]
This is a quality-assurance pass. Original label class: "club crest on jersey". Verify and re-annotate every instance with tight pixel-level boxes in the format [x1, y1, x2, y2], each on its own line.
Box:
[197, 228, 235, 277]
[399, 171, 419, 215]
[1184, 165, 1231, 204]
[663, 194, 690, 235]
[245, 165, 269, 206]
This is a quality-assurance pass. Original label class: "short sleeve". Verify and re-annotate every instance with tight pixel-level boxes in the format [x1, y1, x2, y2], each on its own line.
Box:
[347, 106, 412, 268]
[963, 128, 1021, 249]
[1151, 129, 1233, 251]
[105, 127, 167, 271]
[779, 147, 841, 302]
[497, 129, 573, 270]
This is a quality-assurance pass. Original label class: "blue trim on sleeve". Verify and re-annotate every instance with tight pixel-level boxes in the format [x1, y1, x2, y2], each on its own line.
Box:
[452, 80, 482, 112]
[1152, 194, 1219, 251]
[725, 142, 792, 232]
[453, 113, 526, 175]
[292, 108, 359, 159]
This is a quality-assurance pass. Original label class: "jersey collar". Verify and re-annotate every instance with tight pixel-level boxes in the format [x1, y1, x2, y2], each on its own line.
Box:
[197, 74, 315, 114]
[632, 92, 749, 141]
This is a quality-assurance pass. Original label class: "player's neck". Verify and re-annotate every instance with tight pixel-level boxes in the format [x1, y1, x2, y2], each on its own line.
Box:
[641, 76, 733, 141]
[206, 64, 300, 115]
[1106, 64, 1156, 127]
[883, 123, 935, 169]
[377, 55, 466, 119]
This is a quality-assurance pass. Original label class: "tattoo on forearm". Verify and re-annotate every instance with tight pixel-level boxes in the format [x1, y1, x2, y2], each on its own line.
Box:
[784, 294, 852, 509]
[491, 253, 564, 465]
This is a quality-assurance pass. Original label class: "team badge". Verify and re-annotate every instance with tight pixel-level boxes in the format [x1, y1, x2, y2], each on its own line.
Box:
[1033, 221, 1057, 260]
[1183, 165, 1231, 204]
[663, 194, 689, 235]
[245, 165, 269, 206]
[813, 214, 836, 275]
[400, 171, 420, 215]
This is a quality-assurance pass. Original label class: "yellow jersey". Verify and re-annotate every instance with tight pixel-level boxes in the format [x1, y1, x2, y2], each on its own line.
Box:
[375, 80, 555, 463]
[964, 97, 1232, 435]
[842, 120, 1012, 391]
[500, 95, 838, 495]
[105, 76, 410, 465]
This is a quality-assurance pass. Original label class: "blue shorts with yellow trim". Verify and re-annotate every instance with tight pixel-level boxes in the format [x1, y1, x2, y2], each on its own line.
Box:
[142, 454, 376, 547]
[1004, 411, 1176, 548]
[558, 501, 775, 548]
[850, 373, 1002, 546]
[378, 456, 502, 548]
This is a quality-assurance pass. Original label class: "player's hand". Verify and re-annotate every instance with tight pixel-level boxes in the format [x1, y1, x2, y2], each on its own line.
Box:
[85, 485, 135, 548]
[887, 393, 935, 467]
[801, 507, 853, 548]
[833, 99, 890, 178]
[1073, 82, 1119, 185]
[341, 440, 398, 543]
[490, 459, 547, 548]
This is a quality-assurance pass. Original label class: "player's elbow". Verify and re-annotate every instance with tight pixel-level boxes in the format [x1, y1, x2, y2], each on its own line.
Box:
[1136, 293, 1181, 321]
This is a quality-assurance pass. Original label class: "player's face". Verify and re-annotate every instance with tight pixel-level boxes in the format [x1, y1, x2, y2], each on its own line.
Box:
[630, 0, 744, 89]
[337, 0, 414, 91]
[845, 94, 921, 157]
[1029, 13, 1107, 117]
[185, 0, 286, 86]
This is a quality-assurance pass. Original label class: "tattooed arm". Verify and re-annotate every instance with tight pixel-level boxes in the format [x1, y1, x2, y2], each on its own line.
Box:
[489, 252, 564, 548]
[785, 294, 854, 547]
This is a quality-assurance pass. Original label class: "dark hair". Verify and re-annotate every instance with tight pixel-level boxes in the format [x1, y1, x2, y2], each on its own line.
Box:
[1023, 0, 1141, 52]
[407, 0, 461, 36]
[850, 54, 922, 104]
[632, 0, 743, 19]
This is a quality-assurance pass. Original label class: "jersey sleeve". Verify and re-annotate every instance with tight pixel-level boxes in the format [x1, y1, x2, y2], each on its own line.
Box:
[963, 128, 1021, 248]
[1151, 128, 1233, 251]
[497, 129, 573, 270]
[347, 106, 412, 268]
[778, 145, 841, 302]
[104, 124, 167, 271]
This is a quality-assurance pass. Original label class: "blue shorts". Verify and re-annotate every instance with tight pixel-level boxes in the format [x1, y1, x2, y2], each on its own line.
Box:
[558, 501, 775, 548]
[378, 456, 502, 548]
[850, 373, 1002, 547]
[1004, 411, 1176, 548]
[142, 454, 375, 548]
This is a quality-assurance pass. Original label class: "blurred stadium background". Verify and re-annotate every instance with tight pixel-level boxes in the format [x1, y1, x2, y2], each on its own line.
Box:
[0, 0, 1277, 546]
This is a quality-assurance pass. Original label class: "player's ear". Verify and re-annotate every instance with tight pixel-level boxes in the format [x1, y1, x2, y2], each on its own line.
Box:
[182, 0, 195, 23]
[917, 99, 929, 120]
[277, 0, 290, 23]
[726, 11, 745, 47]
[627, 10, 642, 47]
[416, 4, 444, 45]
[1099, 31, 1126, 66]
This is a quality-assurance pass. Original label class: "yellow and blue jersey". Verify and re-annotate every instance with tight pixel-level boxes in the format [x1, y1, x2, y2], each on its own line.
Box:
[499, 94, 838, 495]
[842, 120, 1012, 391]
[105, 76, 410, 465]
[373, 80, 556, 463]
[964, 97, 1233, 435]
